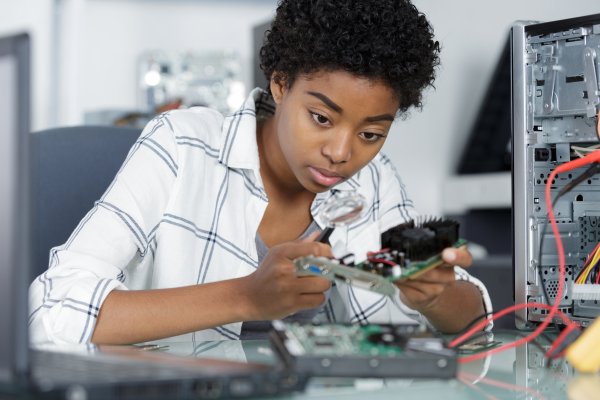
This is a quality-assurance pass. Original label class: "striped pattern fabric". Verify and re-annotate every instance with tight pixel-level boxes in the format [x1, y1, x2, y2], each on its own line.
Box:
[28, 88, 492, 345]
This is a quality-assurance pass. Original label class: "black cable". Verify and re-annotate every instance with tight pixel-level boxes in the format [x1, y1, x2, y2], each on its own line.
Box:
[457, 328, 550, 355]
[454, 164, 600, 344]
[316, 227, 334, 244]
[453, 311, 555, 348]
[459, 159, 596, 360]
[558, 163, 600, 197]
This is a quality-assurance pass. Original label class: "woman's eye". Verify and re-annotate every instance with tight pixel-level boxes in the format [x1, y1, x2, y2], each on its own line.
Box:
[360, 132, 385, 142]
[311, 112, 330, 125]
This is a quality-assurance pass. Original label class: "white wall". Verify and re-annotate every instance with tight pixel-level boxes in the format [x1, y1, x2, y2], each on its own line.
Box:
[60, 0, 278, 125]
[3, 0, 600, 215]
[0, 0, 54, 132]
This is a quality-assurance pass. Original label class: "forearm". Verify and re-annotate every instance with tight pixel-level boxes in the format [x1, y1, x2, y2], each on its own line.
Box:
[420, 280, 485, 334]
[91, 277, 250, 344]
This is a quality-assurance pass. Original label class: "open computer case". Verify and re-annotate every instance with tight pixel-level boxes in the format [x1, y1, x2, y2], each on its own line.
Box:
[513, 14, 600, 329]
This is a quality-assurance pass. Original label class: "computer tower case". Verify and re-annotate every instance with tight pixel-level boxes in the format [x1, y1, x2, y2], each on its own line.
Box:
[512, 14, 600, 329]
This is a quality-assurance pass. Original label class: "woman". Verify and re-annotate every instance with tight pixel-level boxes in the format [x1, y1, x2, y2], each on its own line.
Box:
[29, 0, 491, 345]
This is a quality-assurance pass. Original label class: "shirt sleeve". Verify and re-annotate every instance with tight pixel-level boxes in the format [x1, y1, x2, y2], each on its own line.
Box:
[28, 114, 180, 345]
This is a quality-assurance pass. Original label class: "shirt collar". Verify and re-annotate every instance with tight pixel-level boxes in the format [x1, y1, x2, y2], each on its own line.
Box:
[219, 87, 363, 220]
[218, 88, 274, 171]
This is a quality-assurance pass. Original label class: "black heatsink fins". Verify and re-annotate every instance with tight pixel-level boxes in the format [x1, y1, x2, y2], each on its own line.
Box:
[381, 217, 460, 261]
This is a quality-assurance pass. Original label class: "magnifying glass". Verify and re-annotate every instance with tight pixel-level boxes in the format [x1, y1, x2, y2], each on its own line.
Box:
[316, 191, 366, 243]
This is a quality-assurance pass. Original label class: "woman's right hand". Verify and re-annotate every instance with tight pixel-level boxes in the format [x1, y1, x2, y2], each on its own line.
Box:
[240, 236, 332, 321]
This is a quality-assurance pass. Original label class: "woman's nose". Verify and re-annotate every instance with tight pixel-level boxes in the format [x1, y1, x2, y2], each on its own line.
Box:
[322, 130, 352, 164]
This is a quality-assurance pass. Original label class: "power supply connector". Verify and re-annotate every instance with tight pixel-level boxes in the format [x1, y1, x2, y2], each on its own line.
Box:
[572, 284, 600, 300]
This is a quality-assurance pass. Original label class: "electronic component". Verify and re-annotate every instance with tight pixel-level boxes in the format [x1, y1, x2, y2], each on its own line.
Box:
[269, 321, 457, 378]
[295, 218, 465, 296]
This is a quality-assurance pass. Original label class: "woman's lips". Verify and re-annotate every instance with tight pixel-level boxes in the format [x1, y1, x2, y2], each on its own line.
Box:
[308, 167, 344, 187]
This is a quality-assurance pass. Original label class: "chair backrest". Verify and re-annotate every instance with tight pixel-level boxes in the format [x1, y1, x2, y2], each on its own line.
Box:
[30, 125, 141, 281]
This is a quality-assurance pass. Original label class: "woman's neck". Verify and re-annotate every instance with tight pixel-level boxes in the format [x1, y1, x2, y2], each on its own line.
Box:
[256, 117, 310, 200]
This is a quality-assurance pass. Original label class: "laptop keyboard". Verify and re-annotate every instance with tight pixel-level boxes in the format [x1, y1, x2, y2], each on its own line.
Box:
[32, 349, 198, 385]
[29, 349, 308, 399]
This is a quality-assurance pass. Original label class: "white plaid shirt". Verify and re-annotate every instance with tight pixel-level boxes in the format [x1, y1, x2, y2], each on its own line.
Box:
[29, 88, 492, 345]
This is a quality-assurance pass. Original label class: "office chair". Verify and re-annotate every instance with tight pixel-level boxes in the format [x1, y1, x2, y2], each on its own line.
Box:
[30, 125, 141, 281]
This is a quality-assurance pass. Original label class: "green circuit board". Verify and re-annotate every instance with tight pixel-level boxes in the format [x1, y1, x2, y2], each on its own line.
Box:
[276, 323, 412, 357]
[294, 239, 467, 296]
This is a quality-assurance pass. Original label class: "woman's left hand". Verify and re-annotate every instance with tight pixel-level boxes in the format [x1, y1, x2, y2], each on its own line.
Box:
[394, 246, 472, 313]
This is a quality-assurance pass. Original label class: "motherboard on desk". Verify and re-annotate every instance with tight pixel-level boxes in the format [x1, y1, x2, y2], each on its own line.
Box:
[512, 14, 600, 328]
[269, 321, 457, 379]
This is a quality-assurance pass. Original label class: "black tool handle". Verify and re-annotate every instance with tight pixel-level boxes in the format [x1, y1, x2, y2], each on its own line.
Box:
[316, 227, 334, 244]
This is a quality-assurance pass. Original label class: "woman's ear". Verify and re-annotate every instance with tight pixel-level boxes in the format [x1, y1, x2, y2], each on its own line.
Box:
[269, 72, 287, 104]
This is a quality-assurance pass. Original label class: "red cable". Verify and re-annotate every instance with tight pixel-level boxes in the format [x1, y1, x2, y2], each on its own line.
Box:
[589, 242, 600, 284]
[574, 240, 600, 282]
[544, 322, 580, 359]
[367, 258, 397, 266]
[367, 248, 390, 256]
[451, 150, 600, 364]
[578, 241, 600, 273]
[449, 302, 572, 348]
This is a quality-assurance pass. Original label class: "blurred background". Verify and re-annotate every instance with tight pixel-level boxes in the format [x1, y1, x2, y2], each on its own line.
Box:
[1, 0, 597, 215]
[2, 0, 600, 323]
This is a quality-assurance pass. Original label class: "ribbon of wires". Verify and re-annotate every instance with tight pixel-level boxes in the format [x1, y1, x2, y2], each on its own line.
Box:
[449, 150, 600, 363]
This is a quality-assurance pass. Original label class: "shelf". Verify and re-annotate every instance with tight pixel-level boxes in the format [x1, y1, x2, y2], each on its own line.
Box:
[442, 172, 511, 214]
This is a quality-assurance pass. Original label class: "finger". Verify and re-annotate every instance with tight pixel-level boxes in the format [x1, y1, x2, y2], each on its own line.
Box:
[300, 230, 321, 243]
[398, 283, 446, 307]
[297, 293, 327, 309]
[395, 281, 428, 295]
[398, 280, 447, 295]
[406, 265, 456, 283]
[277, 240, 333, 259]
[398, 281, 448, 293]
[296, 276, 332, 293]
[397, 285, 427, 305]
[441, 246, 472, 268]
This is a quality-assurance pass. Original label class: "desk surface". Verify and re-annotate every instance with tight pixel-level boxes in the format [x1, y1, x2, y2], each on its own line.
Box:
[149, 332, 591, 400]
[26, 331, 598, 399]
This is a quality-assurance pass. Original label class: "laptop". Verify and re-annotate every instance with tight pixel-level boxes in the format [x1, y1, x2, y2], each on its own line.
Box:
[512, 14, 600, 329]
[0, 32, 307, 399]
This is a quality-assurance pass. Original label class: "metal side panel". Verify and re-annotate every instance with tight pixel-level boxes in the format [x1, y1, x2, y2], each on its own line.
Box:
[512, 21, 535, 330]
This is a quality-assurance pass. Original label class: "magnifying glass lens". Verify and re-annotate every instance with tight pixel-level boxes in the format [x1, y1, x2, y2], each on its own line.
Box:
[321, 192, 366, 227]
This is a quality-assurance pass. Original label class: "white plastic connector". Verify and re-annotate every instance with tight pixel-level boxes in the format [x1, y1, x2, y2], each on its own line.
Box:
[571, 284, 600, 300]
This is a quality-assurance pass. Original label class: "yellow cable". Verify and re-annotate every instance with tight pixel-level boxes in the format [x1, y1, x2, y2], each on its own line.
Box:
[578, 246, 600, 284]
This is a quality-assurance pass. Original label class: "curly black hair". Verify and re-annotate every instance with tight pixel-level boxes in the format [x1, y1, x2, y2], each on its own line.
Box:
[260, 0, 440, 114]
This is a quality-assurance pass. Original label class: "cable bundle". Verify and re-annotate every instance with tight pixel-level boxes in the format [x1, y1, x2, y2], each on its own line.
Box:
[451, 149, 600, 364]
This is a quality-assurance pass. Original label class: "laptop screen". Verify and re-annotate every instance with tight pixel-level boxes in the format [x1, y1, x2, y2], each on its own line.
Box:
[0, 33, 30, 382]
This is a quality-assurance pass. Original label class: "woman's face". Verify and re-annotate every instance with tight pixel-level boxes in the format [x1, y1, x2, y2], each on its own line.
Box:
[267, 69, 399, 193]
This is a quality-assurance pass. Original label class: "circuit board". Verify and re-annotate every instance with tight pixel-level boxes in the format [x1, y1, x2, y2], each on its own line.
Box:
[295, 239, 467, 296]
[295, 217, 464, 295]
[269, 321, 457, 378]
